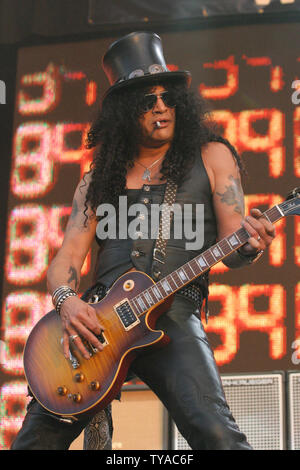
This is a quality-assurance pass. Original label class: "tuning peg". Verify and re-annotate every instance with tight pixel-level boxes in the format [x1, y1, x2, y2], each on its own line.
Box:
[286, 187, 300, 200]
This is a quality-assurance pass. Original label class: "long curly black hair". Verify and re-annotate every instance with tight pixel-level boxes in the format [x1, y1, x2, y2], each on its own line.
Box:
[84, 76, 244, 219]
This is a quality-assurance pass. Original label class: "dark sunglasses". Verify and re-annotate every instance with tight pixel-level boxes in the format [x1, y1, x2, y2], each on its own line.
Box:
[139, 91, 176, 113]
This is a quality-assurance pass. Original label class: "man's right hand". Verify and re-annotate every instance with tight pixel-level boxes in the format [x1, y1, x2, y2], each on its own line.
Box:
[59, 296, 105, 360]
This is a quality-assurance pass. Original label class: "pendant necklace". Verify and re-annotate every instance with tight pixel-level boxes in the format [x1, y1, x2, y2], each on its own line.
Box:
[136, 156, 164, 182]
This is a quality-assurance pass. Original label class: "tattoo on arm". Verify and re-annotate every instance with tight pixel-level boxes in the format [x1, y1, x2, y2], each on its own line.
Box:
[68, 197, 95, 232]
[216, 175, 245, 215]
[67, 266, 79, 291]
[70, 199, 79, 220]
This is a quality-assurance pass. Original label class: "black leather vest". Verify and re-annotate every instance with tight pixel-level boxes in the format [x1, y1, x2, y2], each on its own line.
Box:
[93, 150, 218, 298]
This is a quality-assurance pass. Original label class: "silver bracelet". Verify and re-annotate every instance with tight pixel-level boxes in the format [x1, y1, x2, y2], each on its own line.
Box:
[52, 286, 72, 304]
[52, 286, 77, 315]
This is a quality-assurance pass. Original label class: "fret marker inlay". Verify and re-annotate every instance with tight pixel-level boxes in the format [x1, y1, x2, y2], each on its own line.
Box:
[229, 235, 238, 246]
[178, 269, 187, 281]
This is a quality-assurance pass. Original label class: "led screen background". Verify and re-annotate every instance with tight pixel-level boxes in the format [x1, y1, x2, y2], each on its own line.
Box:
[1, 22, 300, 448]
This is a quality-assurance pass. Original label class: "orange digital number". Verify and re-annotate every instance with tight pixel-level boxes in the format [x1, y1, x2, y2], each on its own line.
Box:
[199, 56, 239, 100]
[204, 284, 238, 366]
[238, 284, 286, 360]
[244, 194, 285, 266]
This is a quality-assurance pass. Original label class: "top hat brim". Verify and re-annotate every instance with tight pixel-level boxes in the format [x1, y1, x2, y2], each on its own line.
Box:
[103, 70, 192, 98]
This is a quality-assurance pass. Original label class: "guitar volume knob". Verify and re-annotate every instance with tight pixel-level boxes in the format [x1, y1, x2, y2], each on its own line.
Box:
[90, 380, 100, 391]
[72, 393, 82, 403]
[57, 386, 67, 396]
[74, 372, 84, 382]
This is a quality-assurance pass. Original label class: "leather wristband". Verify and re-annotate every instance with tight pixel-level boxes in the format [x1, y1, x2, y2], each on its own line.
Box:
[236, 247, 264, 265]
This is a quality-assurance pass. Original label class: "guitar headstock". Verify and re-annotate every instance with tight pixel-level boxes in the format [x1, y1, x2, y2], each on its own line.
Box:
[281, 187, 300, 217]
[286, 187, 300, 201]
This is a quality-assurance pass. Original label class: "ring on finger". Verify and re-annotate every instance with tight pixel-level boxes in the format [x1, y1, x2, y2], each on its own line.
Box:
[70, 334, 79, 341]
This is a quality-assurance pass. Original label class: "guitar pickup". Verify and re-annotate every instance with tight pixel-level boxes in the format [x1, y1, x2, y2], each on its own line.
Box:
[87, 331, 109, 354]
[96, 331, 108, 347]
[114, 298, 140, 331]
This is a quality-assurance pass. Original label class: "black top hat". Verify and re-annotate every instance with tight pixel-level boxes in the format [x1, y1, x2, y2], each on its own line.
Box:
[102, 31, 191, 97]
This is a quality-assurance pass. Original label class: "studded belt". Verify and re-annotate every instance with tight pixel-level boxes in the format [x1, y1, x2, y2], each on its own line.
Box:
[176, 283, 204, 311]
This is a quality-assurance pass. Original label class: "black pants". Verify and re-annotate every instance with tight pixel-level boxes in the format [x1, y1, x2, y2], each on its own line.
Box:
[11, 295, 252, 450]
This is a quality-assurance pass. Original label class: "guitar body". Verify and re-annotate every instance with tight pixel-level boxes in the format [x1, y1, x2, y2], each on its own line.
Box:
[24, 271, 173, 419]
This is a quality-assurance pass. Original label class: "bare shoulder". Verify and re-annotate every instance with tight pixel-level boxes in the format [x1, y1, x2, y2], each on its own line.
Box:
[201, 141, 241, 192]
[202, 141, 238, 171]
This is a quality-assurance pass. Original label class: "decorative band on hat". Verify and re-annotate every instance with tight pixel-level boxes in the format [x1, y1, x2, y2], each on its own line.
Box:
[126, 64, 167, 80]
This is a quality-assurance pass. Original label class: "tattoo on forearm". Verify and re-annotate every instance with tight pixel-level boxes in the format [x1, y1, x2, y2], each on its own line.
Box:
[67, 266, 79, 290]
[216, 175, 245, 215]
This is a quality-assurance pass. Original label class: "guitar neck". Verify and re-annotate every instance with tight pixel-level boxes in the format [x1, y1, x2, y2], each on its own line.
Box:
[130, 203, 285, 316]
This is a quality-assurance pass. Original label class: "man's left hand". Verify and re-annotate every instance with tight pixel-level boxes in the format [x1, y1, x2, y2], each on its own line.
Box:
[240, 208, 276, 255]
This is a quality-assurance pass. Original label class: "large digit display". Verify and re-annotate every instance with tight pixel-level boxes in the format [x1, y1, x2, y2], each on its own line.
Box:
[1, 22, 300, 448]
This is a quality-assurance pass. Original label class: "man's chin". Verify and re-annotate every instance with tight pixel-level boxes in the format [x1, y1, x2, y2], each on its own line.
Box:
[142, 132, 174, 148]
[143, 139, 172, 149]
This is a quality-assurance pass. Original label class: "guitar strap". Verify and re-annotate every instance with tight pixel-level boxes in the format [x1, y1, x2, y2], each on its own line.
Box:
[150, 178, 209, 323]
[151, 178, 178, 281]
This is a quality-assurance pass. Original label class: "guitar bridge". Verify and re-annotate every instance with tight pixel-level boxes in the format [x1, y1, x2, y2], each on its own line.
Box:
[61, 338, 80, 369]
[68, 349, 80, 369]
[114, 298, 140, 331]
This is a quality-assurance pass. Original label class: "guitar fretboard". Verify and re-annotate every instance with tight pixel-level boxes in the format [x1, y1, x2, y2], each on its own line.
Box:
[130, 204, 284, 316]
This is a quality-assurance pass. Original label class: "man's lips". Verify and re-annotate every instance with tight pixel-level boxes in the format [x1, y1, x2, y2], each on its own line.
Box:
[154, 119, 169, 128]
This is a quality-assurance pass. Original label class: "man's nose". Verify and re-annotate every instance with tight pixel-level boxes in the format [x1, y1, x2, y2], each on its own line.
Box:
[153, 95, 167, 113]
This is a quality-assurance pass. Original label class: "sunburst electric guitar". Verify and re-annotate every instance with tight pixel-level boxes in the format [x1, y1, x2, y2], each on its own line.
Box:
[23, 188, 300, 419]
